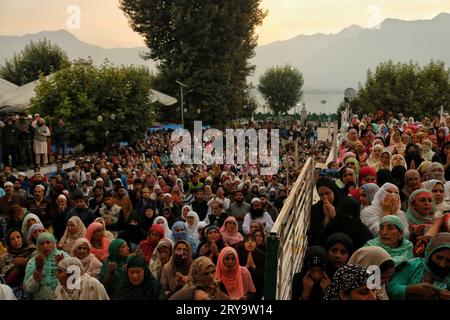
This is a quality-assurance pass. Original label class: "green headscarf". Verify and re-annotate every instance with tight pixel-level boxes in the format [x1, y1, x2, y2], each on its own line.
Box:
[99, 239, 130, 296]
[344, 157, 360, 177]
[423, 232, 450, 288]
[406, 189, 436, 225]
[364, 216, 414, 267]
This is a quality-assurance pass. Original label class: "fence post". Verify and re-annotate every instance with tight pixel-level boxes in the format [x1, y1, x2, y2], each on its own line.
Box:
[263, 235, 280, 300]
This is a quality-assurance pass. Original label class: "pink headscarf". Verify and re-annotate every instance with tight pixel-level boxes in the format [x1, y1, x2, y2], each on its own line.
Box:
[216, 247, 244, 299]
[220, 216, 244, 246]
[84, 222, 111, 262]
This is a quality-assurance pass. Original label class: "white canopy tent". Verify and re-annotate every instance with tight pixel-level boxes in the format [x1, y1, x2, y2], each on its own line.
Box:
[149, 89, 177, 106]
[0, 74, 177, 112]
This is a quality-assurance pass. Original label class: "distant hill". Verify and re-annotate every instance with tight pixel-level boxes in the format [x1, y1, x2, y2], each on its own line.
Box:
[1, 13, 450, 92]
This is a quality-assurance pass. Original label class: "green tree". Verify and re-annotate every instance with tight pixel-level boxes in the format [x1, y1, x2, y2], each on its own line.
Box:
[119, 0, 266, 128]
[0, 39, 70, 85]
[258, 65, 304, 116]
[30, 59, 157, 150]
[352, 60, 450, 119]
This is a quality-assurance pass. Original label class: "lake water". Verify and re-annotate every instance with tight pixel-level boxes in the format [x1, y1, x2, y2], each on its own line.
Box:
[254, 92, 344, 115]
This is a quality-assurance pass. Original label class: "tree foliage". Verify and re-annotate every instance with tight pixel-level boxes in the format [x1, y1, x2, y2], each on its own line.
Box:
[0, 39, 70, 85]
[258, 64, 304, 115]
[30, 60, 156, 149]
[352, 60, 450, 119]
[120, 0, 266, 128]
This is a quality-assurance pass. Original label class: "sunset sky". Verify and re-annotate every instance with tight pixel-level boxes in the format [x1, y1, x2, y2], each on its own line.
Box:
[1, 0, 449, 48]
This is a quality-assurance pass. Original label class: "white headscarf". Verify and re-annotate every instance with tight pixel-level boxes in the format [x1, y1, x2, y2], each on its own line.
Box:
[21, 213, 44, 240]
[153, 216, 172, 238]
[372, 183, 401, 212]
[185, 211, 200, 241]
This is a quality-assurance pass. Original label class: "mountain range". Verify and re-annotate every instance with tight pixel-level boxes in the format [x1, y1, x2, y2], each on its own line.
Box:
[1, 12, 450, 92]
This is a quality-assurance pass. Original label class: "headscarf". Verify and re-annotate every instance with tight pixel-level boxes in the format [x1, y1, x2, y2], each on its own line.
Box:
[70, 238, 102, 277]
[24, 232, 68, 294]
[428, 162, 445, 182]
[367, 144, 384, 167]
[216, 247, 244, 299]
[347, 247, 393, 299]
[372, 183, 401, 213]
[323, 264, 371, 300]
[220, 216, 244, 246]
[390, 154, 407, 169]
[84, 222, 111, 262]
[153, 216, 172, 239]
[315, 176, 344, 207]
[149, 238, 174, 279]
[165, 239, 193, 279]
[417, 161, 432, 180]
[140, 224, 165, 264]
[59, 216, 86, 253]
[376, 169, 393, 186]
[21, 213, 44, 240]
[113, 256, 166, 300]
[98, 239, 130, 294]
[364, 215, 414, 267]
[185, 211, 200, 241]
[359, 166, 377, 185]
[421, 139, 435, 161]
[406, 189, 436, 225]
[445, 181, 450, 202]
[27, 223, 46, 243]
[181, 205, 192, 221]
[423, 232, 450, 286]
[361, 183, 380, 206]
[344, 157, 360, 177]
[422, 179, 444, 201]
[186, 256, 216, 289]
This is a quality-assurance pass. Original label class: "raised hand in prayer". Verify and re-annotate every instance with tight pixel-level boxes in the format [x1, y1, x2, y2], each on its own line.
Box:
[439, 289, 450, 300]
[301, 271, 315, 300]
[210, 240, 219, 256]
[13, 257, 27, 267]
[35, 255, 45, 271]
[320, 272, 331, 291]
[108, 262, 117, 273]
[322, 200, 336, 222]
[246, 252, 256, 270]
[389, 194, 400, 214]
[381, 194, 395, 216]
[54, 253, 65, 264]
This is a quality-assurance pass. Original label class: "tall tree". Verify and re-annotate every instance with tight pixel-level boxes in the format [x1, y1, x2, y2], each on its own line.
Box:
[30, 59, 157, 150]
[352, 60, 450, 119]
[258, 65, 304, 116]
[120, 0, 266, 128]
[0, 39, 70, 85]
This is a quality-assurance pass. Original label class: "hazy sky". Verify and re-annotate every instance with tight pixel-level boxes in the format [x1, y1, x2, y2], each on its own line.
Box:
[1, 0, 449, 48]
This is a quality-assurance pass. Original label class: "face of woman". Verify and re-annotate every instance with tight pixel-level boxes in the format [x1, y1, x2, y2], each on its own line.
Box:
[93, 230, 104, 242]
[340, 285, 377, 301]
[26, 218, 37, 229]
[431, 166, 444, 179]
[342, 169, 355, 185]
[432, 183, 444, 204]
[412, 194, 434, 217]
[392, 155, 404, 167]
[223, 252, 236, 271]
[128, 267, 145, 286]
[379, 222, 402, 248]
[186, 216, 195, 226]
[67, 221, 78, 235]
[402, 135, 410, 144]
[33, 228, 44, 240]
[380, 153, 390, 165]
[158, 247, 171, 263]
[372, 148, 382, 158]
[75, 243, 90, 259]
[149, 231, 162, 244]
[9, 231, 22, 250]
[254, 231, 264, 246]
[38, 239, 55, 257]
[244, 238, 256, 252]
[430, 248, 450, 272]
[328, 243, 349, 269]
[361, 175, 376, 185]
[380, 267, 395, 286]
[118, 243, 130, 258]
[56, 268, 68, 287]
[207, 229, 220, 242]
[182, 207, 190, 217]
[145, 208, 154, 218]
[406, 173, 421, 190]
[225, 220, 237, 232]
[317, 186, 334, 204]
[199, 265, 216, 288]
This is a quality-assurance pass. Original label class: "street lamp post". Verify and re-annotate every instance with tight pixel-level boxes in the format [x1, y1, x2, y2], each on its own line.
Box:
[176, 80, 189, 128]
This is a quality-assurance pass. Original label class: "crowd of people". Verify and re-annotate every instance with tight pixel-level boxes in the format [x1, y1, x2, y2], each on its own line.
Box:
[295, 111, 450, 300]
[0, 117, 331, 300]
